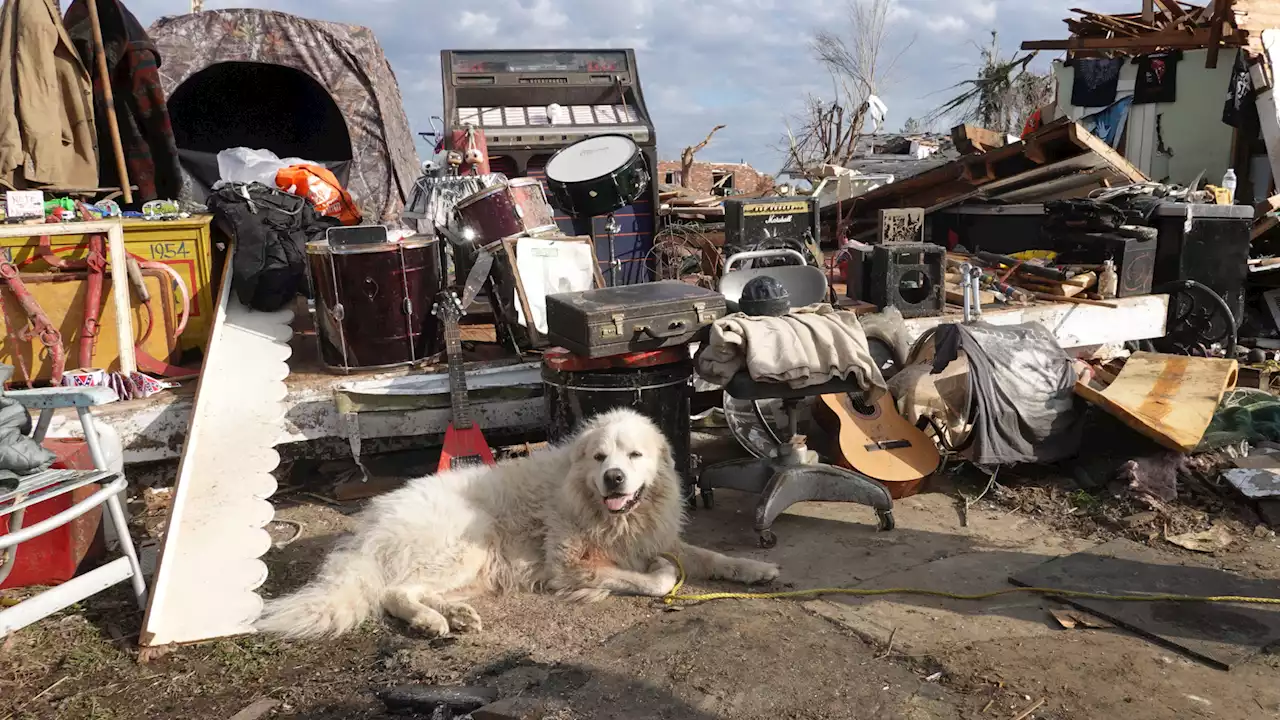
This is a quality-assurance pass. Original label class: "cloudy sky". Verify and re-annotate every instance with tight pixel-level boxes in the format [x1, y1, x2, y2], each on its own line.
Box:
[125, 0, 1135, 174]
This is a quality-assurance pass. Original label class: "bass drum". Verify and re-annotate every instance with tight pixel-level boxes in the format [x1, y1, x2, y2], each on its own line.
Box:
[543, 134, 649, 218]
[306, 237, 443, 373]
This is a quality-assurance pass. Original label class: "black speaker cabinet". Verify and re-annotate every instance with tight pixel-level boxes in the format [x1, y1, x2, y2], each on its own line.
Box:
[1054, 227, 1156, 298]
[851, 242, 945, 318]
[724, 196, 820, 258]
[1150, 202, 1252, 327]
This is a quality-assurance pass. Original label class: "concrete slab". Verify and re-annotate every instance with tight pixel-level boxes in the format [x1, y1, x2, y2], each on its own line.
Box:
[685, 489, 1095, 655]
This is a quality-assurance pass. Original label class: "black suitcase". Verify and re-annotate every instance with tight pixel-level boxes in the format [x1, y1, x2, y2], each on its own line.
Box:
[545, 281, 727, 358]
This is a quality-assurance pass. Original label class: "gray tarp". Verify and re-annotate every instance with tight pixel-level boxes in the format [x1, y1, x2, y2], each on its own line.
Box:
[931, 322, 1084, 466]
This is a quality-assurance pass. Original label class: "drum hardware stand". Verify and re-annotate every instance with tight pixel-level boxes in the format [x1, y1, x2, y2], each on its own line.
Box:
[397, 245, 420, 365]
[325, 258, 350, 372]
[605, 213, 621, 286]
[960, 263, 983, 324]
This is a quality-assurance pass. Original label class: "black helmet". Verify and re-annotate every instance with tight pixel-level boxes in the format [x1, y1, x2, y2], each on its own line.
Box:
[739, 275, 791, 317]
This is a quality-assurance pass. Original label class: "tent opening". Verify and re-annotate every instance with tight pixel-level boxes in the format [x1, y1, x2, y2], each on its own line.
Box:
[168, 61, 353, 162]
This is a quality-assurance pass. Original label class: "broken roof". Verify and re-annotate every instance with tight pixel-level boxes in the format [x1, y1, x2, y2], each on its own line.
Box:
[1021, 1, 1254, 67]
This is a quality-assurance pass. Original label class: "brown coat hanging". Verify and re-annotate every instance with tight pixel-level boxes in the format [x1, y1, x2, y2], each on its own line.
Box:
[0, 0, 99, 190]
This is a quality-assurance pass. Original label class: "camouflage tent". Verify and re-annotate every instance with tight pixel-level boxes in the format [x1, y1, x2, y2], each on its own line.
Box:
[149, 10, 421, 223]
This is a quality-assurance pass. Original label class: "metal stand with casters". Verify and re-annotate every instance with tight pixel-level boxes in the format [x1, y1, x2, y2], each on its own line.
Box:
[698, 373, 895, 548]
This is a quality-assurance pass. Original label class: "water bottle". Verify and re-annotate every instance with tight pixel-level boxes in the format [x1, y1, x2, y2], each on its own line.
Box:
[1223, 168, 1238, 205]
[1099, 259, 1118, 300]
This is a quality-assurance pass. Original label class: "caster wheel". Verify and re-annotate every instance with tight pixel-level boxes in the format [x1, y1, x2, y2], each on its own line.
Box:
[701, 488, 714, 510]
[877, 509, 895, 532]
[758, 529, 777, 549]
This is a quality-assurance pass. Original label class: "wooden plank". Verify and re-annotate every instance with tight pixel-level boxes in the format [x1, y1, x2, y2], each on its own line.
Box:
[1206, 0, 1227, 68]
[1256, 31, 1280, 195]
[904, 293, 1169, 349]
[104, 221, 135, 375]
[951, 124, 1008, 154]
[1066, 123, 1151, 183]
[945, 283, 995, 306]
[139, 250, 290, 651]
[1154, 0, 1187, 18]
[1074, 352, 1239, 452]
[1143, 0, 1156, 22]
[1022, 28, 1242, 50]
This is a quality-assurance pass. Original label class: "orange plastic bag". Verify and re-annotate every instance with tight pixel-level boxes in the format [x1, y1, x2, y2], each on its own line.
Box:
[275, 164, 362, 225]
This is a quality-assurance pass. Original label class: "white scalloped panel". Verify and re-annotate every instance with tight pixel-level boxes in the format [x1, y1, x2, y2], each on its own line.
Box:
[139, 263, 291, 648]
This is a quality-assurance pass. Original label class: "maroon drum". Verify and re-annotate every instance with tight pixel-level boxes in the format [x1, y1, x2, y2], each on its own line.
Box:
[306, 237, 443, 373]
[455, 178, 557, 245]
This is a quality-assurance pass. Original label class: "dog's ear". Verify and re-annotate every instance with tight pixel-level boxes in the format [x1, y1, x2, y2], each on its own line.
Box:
[656, 428, 676, 471]
[570, 426, 597, 463]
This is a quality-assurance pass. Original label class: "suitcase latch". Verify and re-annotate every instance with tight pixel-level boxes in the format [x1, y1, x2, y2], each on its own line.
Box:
[601, 313, 626, 337]
[693, 301, 712, 323]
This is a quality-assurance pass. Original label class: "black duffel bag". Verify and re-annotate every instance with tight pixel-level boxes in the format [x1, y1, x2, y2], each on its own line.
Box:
[206, 182, 339, 312]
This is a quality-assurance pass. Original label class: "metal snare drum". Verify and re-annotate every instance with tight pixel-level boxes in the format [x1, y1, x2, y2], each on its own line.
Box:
[543, 134, 649, 218]
[306, 236, 443, 373]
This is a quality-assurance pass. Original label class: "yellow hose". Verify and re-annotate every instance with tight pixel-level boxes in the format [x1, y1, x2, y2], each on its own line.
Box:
[659, 554, 1280, 606]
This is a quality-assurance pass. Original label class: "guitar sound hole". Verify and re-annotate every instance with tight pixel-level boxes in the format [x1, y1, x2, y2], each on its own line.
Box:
[849, 397, 876, 416]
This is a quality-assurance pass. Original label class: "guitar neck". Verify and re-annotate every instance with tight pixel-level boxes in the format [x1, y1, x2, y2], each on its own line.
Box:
[444, 314, 473, 429]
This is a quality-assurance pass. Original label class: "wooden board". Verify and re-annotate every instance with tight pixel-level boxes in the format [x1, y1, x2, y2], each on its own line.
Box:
[844, 121, 1147, 233]
[1010, 538, 1280, 670]
[1074, 352, 1238, 452]
[139, 250, 290, 652]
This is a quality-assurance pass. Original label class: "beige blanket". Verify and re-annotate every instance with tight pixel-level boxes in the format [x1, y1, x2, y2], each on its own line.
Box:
[695, 304, 887, 398]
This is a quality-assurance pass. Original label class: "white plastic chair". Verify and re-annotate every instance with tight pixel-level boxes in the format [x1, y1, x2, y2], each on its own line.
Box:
[0, 383, 146, 637]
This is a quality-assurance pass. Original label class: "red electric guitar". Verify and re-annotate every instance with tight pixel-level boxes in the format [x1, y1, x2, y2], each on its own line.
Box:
[433, 291, 496, 472]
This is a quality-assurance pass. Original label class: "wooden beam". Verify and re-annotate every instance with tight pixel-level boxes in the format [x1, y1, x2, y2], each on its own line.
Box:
[1025, 138, 1048, 164]
[1066, 123, 1150, 184]
[1143, 0, 1156, 23]
[1205, 0, 1230, 69]
[1022, 27, 1242, 51]
[1154, 0, 1186, 18]
[951, 124, 1007, 155]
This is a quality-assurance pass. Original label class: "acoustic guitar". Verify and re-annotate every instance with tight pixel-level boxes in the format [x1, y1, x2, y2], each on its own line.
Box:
[813, 391, 940, 499]
[432, 291, 496, 472]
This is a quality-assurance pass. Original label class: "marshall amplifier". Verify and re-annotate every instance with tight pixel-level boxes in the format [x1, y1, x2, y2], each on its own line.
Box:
[724, 197, 820, 259]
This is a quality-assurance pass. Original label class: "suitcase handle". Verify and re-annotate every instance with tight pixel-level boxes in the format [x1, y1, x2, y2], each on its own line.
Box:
[723, 249, 808, 276]
[636, 320, 688, 339]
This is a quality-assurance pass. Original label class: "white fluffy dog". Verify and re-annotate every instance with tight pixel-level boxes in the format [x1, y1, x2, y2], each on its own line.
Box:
[257, 408, 780, 639]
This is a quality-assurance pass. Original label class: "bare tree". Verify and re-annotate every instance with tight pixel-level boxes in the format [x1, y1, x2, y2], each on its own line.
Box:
[778, 0, 910, 181]
[680, 125, 726, 189]
[927, 31, 1054, 136]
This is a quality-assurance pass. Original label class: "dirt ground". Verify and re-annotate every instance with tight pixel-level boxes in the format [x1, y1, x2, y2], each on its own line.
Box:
[3, 451, 1280, 719]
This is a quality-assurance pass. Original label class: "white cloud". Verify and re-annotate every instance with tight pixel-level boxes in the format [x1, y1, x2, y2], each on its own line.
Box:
[455, 11, 499, 38]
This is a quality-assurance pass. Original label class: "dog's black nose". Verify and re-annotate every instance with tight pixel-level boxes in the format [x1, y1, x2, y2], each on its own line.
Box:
[603, 469, 625, 492]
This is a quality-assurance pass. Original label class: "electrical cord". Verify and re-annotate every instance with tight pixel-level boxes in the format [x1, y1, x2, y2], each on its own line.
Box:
[658, 553, 1280, 607]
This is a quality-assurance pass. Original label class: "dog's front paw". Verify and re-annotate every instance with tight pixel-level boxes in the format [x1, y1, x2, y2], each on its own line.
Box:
[733, 558, 780, 585]
[561, 587, 612, 603]
[647, 556, 680, 595]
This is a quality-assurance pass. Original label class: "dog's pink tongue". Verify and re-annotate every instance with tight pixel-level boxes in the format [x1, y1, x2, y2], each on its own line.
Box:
[605, 494, 631, 511]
